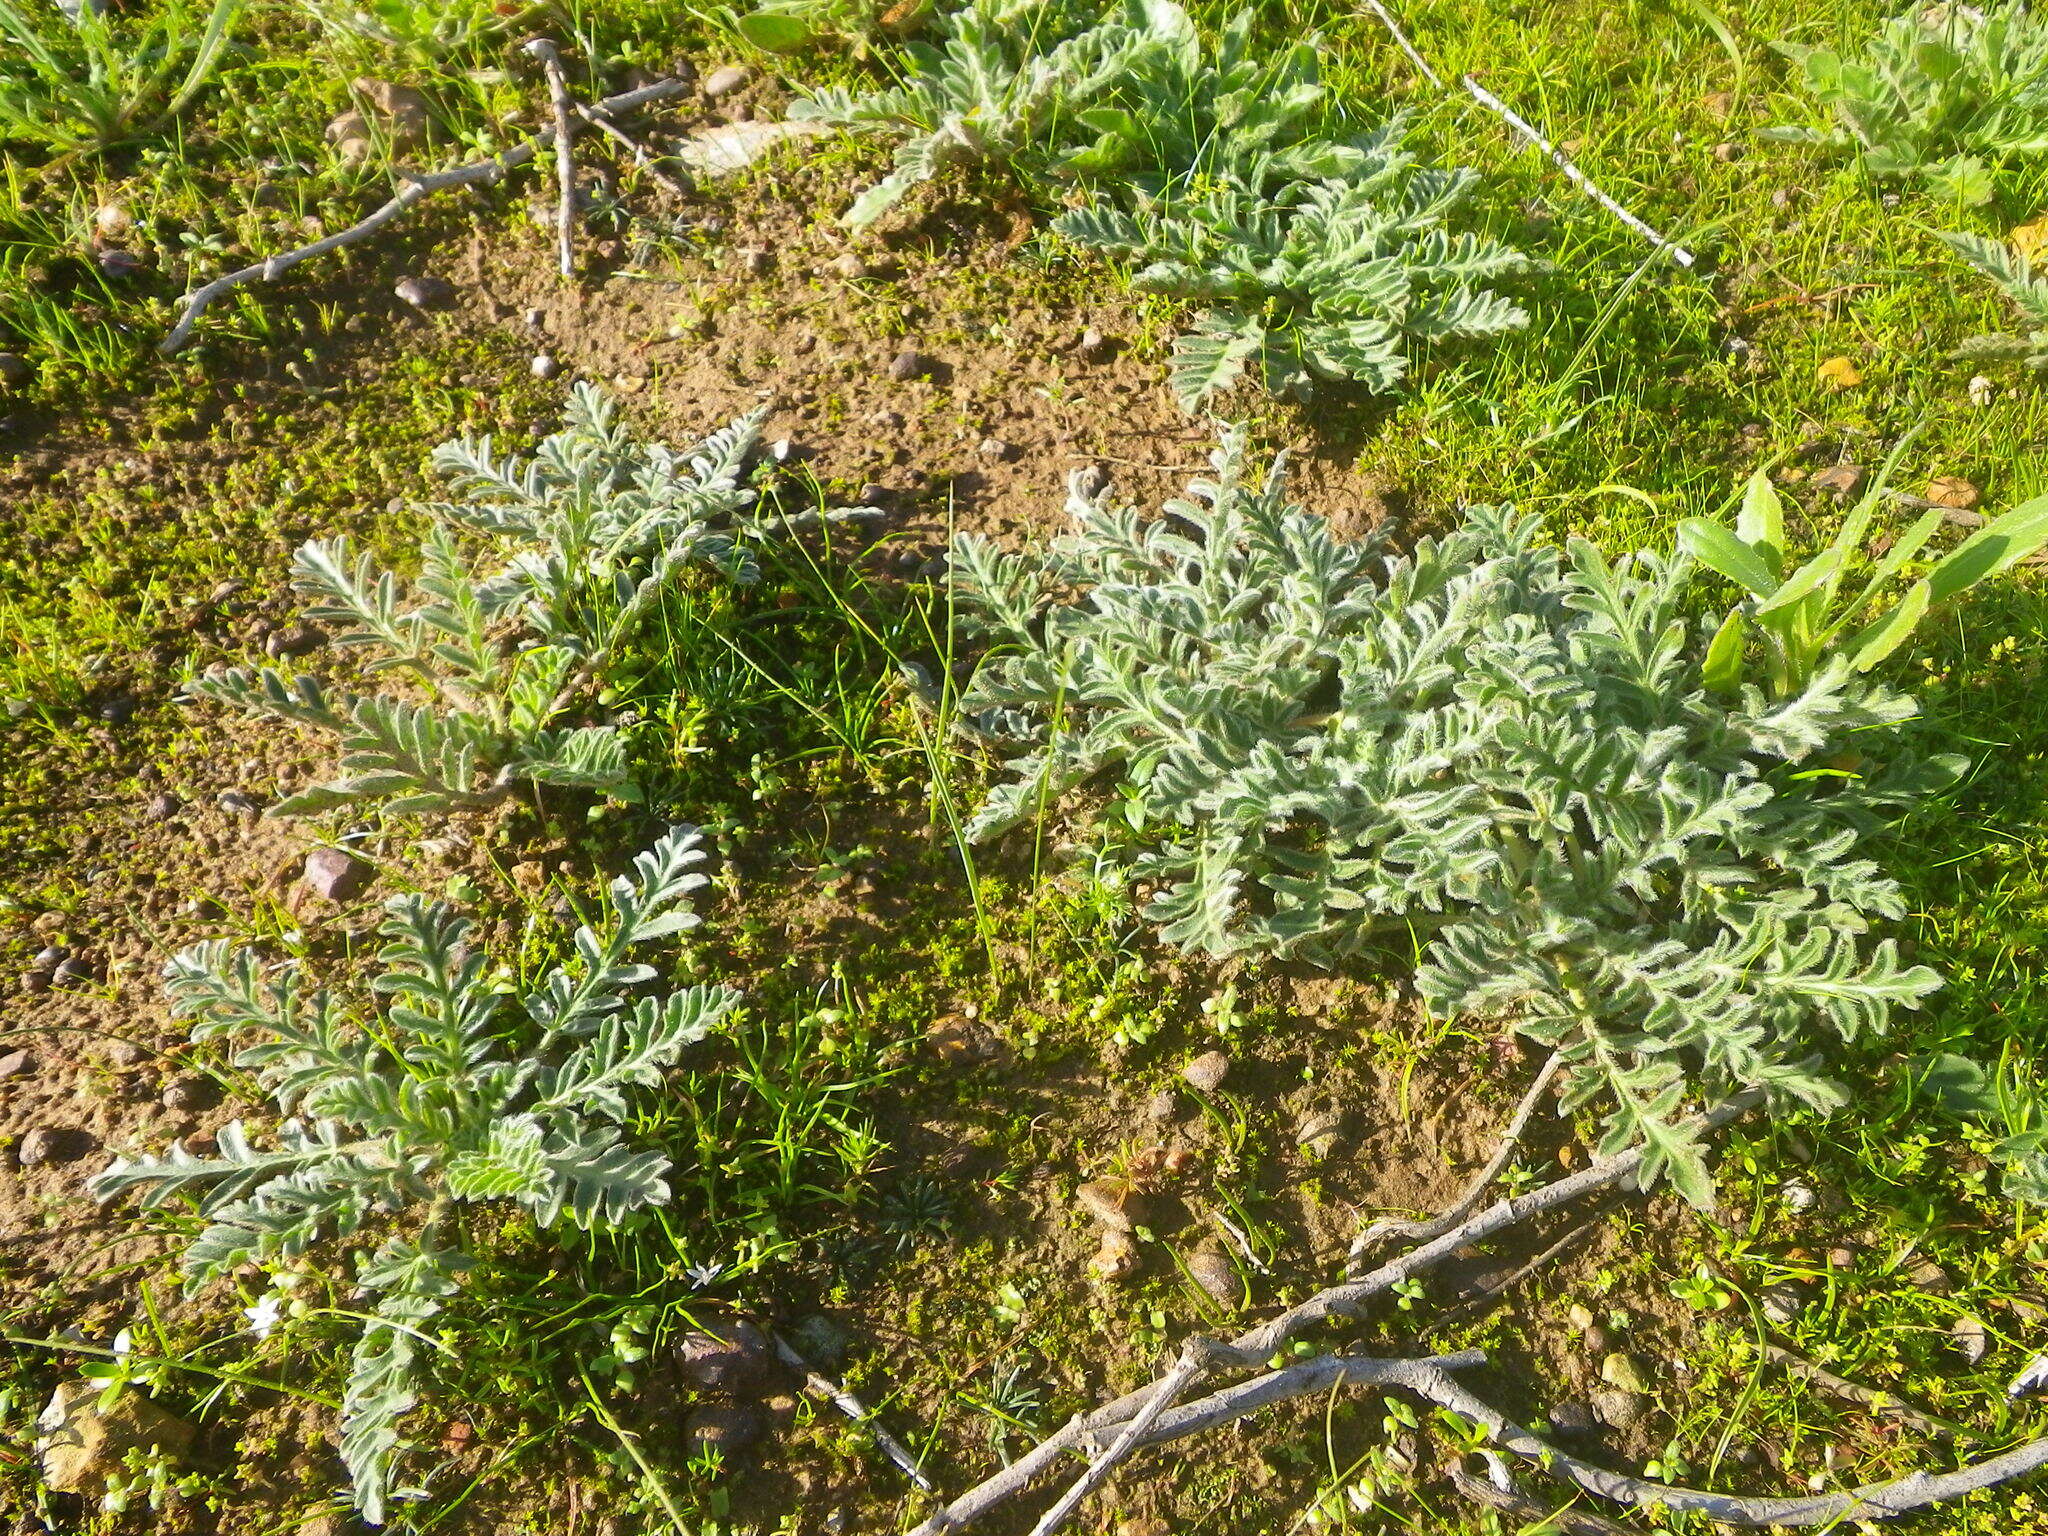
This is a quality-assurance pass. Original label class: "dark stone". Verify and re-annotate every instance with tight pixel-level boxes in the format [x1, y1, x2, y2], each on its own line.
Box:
[16, 1126, 94, 1168]
[95, 249, 144, 280]
[304, 848, 372, 902]
[162, 1076, 219, 1114]
[0, 352, 30, 389]
[682, 1402, 763, 1457]
[52, 958, 97, 990]
[218, 790, 262, 814]
[395, 274, 456, 309]
[94, 696, 136, 725]
[1581, 1323, 1618, 1356]
[1549, 1399, 1598, 1436]
[264, 624, 325, 659]
[677, 1319, 774, 1393]
[887, 350, 930, 382]
[144, 793, 182, 823]
[31, 946, 67, 970]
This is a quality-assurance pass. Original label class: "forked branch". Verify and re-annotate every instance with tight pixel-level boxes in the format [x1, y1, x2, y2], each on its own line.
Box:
[160, 75, 689, 352]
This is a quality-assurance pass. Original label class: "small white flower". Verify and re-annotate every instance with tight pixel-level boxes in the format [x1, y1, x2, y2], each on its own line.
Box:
[243, 1293, 284, 1340]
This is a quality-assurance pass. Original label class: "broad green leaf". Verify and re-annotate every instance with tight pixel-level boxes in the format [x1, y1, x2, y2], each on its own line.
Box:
[1926, 492, 2048, 601]
[1678, 518, 1780, 596]
[1842, 579, 1930, 671]
[1701, 608, 1745, 692]
[737, 10, 815, 50]
[1734, 471, 1786, 574]
[1920, 1052, 1997, 1115]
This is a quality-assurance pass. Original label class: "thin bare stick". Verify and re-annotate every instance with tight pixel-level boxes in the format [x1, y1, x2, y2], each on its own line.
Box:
[1762, 1342, 1971, 1442]
[1446, 1466, 1636, 1536]
[1361, 0, 1444, 87]
[1438, 1204, 1610, 1323]
[1411, 1360, 2048, 1526]
[575, 101, 693, 197]
[770, 1331, 933, 1492]
[1027, 1343, 1211, 1536]
[902, 1093, 1761, 1536]
[160, 77, 688, 352]
[1461, 75, 1696, 268]
[523, 39, 577, 278]
[1352, 1050, 1563, 1262]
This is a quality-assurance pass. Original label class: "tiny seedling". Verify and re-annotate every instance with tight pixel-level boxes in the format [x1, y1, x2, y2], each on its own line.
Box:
[90, 825, 738, 1521]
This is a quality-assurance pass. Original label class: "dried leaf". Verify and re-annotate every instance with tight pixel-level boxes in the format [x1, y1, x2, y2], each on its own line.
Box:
[1924, 475, 1982, 510]
[1817, 355, 1864, 391]
[2013, 215, 2048, 264]
[672, 120, 825, 177]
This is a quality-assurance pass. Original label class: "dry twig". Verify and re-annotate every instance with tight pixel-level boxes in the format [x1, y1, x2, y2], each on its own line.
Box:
[1762, 1341, 1971, 1442]
[575, 100, 693, 197]
[522, 39, 578, 278]
[159, 76, 689, 352]
[1461, 75, 1696, 268]
[1361, 0, 1444, 86]
[1026, 1341, 1216, 1536]
[771, 1331, 933, 1492]
[1446, 1465, 1635, 1535]
[1352, 1050, 1563, 1262]
[903, 1093, 1761, 1535]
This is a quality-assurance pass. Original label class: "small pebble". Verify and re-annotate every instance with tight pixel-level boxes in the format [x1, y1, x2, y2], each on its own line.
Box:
[1078, 327, 1113, 362]
[887, 349, 930, 382]
[264, 624, 325, 659]
[678, 1320, 774, 1392]
[0, 1049, 31, 1078]
[1075, 1177, 1146, 1233]
[530, 353, 559, 380]
[1549, 1399, 1598, 1436]
[1183, 1241, 1237, 1305]
[682, 1402, 764, 1456]
[32, 946, 67, 970]
[1143, 1089, 1177, 1123]
[162, 1075, 219, 1114]
[16, 1126, 93, 1168]
[1711, 141, 1742, 162]
[1599, 1352, 1652, 1395]
[94, 202, 132, 238]
[1952, 1314, 1990, 1366]
[701, 65, 751, 99]
[394, 274, 455, 309]
[1592, 1388, 1648, 1431]
[52, 958, 97, 990]
[831, 252, 869, 280]
[1811, 464, 1864, 499]
[0, 352, 29, 390]
[740, 247, 772, 276]
[96, 249, 144, 280]
[218, 790, 262, 814]
[144, 792, 182, 822]
[976, 437, 1014, 461]
[1182, 1050, 1230, 1093]
[523, 307, 546, 330]
[1760, 1282, 1805, 1326]
[1090, 1228, 1140, 1282]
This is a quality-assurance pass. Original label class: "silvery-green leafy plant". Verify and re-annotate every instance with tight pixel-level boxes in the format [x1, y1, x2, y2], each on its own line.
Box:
[1765, 2, 2048, 204]
[89, 825, 737, 1523]
[1682, 459, 2048, 698]
[1057, 6, 1375, 194]
[192, 385, 819, 816]
[1053, 121, 1528, 409]
[951, 432, 1951, 1201]
[1943, 227, 2048, 366]
[790, 0, 1191, 229]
